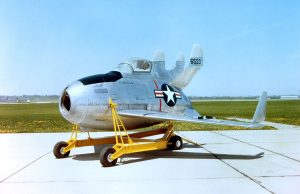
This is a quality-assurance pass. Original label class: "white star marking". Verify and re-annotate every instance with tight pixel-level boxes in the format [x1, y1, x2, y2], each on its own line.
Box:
[163, 85, 175, 103]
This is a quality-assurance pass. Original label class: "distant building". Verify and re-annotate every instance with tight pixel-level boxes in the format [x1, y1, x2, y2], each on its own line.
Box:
[280, 95, 299, 100]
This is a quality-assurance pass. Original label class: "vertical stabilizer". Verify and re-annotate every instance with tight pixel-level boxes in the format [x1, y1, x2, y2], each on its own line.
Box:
[169, 53, 185, 78]
[152, 50, 166, 76]
[153, 50, 165, 63]
[175, 52, 185, 73]
[170, 44, 203, 89]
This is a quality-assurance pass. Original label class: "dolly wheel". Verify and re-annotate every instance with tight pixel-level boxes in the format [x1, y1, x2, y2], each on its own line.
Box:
[53, 141, 70, 158]
[167, 135, 183, 150]
[100, 147, 117, 167]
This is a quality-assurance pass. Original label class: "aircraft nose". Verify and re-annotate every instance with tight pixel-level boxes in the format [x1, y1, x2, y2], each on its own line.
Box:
[61, 89, 71, 112]
[59, 81, 88, 124]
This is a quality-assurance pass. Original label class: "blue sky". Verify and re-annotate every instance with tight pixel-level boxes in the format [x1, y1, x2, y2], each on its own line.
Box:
[0, 0, 299, 96]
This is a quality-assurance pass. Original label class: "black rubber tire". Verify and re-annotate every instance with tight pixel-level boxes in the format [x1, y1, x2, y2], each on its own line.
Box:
[53, 141, 70, 158]
[167, 135, 183, 150]
[100, 147, 117, 167]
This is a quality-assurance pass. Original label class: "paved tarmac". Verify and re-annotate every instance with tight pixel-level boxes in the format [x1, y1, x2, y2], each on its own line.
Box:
[0, 124, 300, 194]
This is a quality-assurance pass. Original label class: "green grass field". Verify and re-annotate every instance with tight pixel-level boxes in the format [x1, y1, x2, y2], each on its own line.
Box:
[0, 103, 71, 133]
[0, 100, 299, 133]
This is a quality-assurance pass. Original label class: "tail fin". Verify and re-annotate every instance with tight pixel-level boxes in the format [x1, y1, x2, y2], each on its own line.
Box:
[252, 91, 268, 123]
[174, 53, 185, 74]
[168, 53, 185, 79]
[152, 50, 167, 77]
[170, 44, 203, 89]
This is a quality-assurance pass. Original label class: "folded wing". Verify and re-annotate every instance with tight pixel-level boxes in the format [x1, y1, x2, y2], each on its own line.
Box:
[119, 91, 268, 129]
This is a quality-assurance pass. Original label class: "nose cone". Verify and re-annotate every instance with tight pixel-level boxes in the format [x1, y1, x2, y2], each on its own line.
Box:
[59, 81, 88, 124]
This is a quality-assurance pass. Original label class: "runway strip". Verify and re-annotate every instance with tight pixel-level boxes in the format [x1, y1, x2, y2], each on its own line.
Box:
[0, 151, 51, 183]
[1, 129, 300, 194]
[202, 136, 275, 194]
[213, 131, 300, 163]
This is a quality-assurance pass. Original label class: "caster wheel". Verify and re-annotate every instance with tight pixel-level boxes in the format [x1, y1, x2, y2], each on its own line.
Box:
[100, 147, 117, 167]
[53, 141, 70, 158]
[167, 135, 183, 150]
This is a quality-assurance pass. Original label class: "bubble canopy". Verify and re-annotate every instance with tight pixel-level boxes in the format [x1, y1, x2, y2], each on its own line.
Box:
[115, 58, 152, 73]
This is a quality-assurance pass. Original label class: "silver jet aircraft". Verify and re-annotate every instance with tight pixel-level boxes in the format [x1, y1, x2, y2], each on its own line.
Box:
[55, 44, 267, 167]
[59, 44, 267, 131]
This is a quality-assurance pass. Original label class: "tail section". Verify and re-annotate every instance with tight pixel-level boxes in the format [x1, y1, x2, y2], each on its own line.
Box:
[174, 53, 185, 74]
[152, 50, 167, 77]
[252, 91, 268, 123]
[168, 53, 185, 78]
[170, 44, 203, 89]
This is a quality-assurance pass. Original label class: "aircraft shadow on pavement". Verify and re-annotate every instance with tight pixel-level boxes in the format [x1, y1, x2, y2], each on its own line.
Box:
[71, 143, 264, 166]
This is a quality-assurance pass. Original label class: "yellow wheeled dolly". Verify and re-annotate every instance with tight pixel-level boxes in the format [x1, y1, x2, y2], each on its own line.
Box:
[53, 98, 183, 167]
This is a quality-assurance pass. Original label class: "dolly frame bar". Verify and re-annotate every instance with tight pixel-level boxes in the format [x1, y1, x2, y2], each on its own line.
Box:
[63, 126, 172, 154]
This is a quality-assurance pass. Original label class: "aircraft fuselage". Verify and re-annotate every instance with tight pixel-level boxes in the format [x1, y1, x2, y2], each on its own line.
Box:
[59, 71, 192, 131]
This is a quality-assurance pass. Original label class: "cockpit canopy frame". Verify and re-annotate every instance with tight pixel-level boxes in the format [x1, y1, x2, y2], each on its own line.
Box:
[116, 58, 152, 73]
